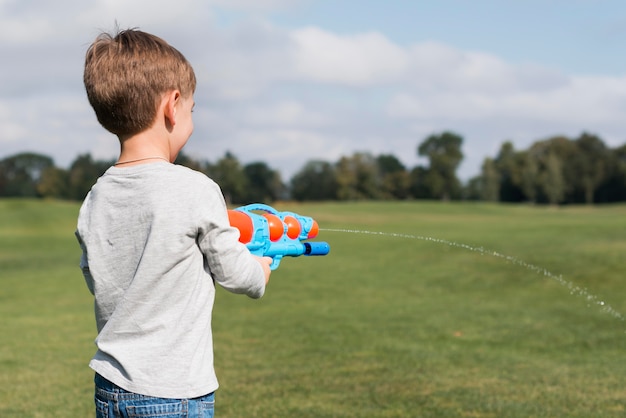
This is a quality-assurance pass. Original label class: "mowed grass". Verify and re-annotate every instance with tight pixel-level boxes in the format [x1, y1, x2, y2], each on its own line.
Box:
[1, 199, 625, 417]
[0, 199, 94, 418]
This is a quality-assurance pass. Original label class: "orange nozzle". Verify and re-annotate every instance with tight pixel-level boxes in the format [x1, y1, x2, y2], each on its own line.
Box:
[228, 210, 254, 243]
[263, 213, 284, 242]
[307, 220, 319, 239]
[283, 215, 302, 240]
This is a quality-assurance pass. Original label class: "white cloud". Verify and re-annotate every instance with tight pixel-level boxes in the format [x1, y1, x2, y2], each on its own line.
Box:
[0, 0, 88, 43]
[401, 41, 569, 96]
[243, 100, 329, 127]
[387, 73, 626, 127]
[188, 20, 294, 101]
[210, 0, 304, 12]
[76, 0, 213, 29]
[291, 27, 408, 85]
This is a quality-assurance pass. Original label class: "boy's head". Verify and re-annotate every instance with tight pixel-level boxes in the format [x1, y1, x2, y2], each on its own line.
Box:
[84, 28, 196, 137]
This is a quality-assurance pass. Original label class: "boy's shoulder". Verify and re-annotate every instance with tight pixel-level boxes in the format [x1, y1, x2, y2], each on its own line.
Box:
[167, 163, 220, 191]
[169, 163, 208, 179]
[177, 163, 219, 183]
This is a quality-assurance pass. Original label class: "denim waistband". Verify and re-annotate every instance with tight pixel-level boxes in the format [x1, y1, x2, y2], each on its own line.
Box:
[95, 373, 127, 392]
[95, 373, 215, 401]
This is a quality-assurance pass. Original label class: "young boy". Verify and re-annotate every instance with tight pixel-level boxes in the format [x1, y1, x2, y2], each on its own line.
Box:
[76, 28, 272, 417]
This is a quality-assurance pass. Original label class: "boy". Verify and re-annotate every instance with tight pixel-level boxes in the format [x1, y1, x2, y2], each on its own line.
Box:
[76, 28, 271, 417]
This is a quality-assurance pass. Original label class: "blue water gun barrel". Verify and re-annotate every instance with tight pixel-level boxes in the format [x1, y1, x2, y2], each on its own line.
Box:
[227, 204, 330, 270]
[304, 242, 331, 255]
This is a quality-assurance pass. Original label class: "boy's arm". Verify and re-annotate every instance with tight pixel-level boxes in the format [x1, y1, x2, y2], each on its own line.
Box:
[191, 176, 271, 299]
[197, 181, 270, 298]
[75, 231, 95, 295]
[199, 225, 269, 298]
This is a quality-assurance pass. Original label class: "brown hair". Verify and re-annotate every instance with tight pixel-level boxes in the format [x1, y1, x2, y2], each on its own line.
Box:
[83, 28, 196, 137]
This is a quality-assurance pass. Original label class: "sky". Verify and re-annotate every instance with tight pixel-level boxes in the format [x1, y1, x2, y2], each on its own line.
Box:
[2, 0, 626, 182]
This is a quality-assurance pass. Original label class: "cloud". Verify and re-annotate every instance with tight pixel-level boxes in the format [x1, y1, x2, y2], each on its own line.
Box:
[1, 1, 625, 184]
[190, 20, 294, 101]
[291, 27, 408, 85]
[0, 0, 88, 44]
[210, 0, 304, 12]
[243, 100, 330, 127]
[387, 72, 626, 126]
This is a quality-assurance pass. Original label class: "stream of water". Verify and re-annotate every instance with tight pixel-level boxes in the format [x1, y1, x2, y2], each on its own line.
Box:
[321, 228, 625, 322]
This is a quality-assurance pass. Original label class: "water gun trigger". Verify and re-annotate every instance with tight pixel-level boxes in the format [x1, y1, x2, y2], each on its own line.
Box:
[269, 255, 283, 270]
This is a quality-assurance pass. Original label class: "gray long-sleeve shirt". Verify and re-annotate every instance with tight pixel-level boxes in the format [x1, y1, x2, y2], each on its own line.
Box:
[76, 162, 265, 398]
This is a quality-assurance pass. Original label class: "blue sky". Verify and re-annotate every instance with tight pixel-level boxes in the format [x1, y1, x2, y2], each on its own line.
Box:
[226, 0, 626, 75]
[1, 0, 626, 181]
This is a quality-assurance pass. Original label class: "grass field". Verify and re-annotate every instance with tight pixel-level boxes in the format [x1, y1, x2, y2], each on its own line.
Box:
[1, 198, 625, 417]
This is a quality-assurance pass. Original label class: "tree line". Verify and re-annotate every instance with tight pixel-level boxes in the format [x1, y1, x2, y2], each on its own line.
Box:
[1, 131, 625, 205]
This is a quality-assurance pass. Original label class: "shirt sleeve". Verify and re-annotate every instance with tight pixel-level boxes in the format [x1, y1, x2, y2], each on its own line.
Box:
[75, 230, 95, 295]
[197, 181, 266, 299]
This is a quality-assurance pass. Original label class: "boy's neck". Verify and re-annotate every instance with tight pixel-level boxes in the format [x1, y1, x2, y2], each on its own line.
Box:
[117, 129, 171, 166]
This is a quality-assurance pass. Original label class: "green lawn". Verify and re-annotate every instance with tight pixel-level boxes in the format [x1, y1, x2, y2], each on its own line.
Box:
[1, 199, 625, 417]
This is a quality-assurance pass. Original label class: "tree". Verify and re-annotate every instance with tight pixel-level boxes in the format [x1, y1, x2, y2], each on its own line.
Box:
[541, 152, 566, 206]
[494, 141, 524, 202]
[290, 160, 337, 201]
[206, 152, 248, 205]
[376, 154, 410, 199]
[527, 136, 576, 204]
[381, 171, 411, 200]
[613, 144, 626, 200]
[37, 167, 70, 199]
[480, 157, 500, 201]
[417, 131, 464, 200]
[335, 152, 381, 200]
[376, 154, 405, 175]
[520, 151, 539, 204]
[463, 176, 484, 201]
[409, 166, 429, 199]
[615, 144, 626, 168]
[572, 132, 609, 204]
[68, 154, 112, 200]
[0, 152, 54, 197]
[613, 145, 626, 201]
[242, 162, 284, 203]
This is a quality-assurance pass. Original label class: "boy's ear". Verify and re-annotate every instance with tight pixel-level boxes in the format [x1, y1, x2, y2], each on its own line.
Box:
[163, 90, 181, 127]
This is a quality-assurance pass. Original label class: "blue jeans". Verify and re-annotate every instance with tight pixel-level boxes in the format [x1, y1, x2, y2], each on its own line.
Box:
[94, 374, 215, 418]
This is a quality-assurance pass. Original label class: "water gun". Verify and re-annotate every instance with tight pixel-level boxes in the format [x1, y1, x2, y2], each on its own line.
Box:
[227, 203, 330, 270]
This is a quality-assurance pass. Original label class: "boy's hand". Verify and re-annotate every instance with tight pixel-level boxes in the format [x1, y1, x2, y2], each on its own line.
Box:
[255, 256, 272, 285]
